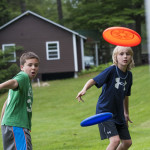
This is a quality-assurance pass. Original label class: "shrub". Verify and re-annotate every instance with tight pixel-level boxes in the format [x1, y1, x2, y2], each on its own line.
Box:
[78, 62, 112, 76]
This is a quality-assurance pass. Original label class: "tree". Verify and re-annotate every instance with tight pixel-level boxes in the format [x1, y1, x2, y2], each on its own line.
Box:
[19, 0, 26, 13]
[0, 0, 145, 65]
[0, 0, 11, 26]
[0, 50, 20, 94]
[0, 0, 27, 26]
[64, 0, 145, 65]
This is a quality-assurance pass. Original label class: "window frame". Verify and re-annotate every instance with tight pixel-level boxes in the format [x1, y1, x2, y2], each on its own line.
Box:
[2, 44, 16, 62]
[46, 41, 60, 60]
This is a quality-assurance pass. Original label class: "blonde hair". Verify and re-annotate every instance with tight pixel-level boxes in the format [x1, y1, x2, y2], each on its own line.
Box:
[112, 46, 135, 70]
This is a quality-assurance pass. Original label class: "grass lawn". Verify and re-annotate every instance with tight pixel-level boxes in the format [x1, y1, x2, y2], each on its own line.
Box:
[0, 65, 150, 149]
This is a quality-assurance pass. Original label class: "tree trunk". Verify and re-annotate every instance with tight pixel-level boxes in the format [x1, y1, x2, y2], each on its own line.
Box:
[57, 0, 63, 25]
[20, 0, 26, 13]
[134, 14, 142, 65]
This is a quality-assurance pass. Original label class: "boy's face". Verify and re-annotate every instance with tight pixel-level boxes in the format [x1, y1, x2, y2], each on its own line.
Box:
[20, 58, 39, 80]
[117, 49, 132, 69]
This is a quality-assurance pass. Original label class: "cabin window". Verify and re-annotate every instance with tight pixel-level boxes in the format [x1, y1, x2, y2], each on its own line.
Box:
[2, 44, 16, 62]
[46, 41, 60, 60]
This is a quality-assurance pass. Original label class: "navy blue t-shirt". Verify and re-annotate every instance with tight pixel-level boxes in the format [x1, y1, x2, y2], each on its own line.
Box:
[93, 65, 132, 124]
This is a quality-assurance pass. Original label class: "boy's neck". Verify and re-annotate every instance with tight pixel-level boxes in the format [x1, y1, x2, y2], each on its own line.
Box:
[117, 65, 127, 72]
[22, 71, 32, 81]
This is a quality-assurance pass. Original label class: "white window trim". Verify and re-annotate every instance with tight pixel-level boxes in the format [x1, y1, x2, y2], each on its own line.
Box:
[46, 41, 60, 60]
[2, 44, 16, 62]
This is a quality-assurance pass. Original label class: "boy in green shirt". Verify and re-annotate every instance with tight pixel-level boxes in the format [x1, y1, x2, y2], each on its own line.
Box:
[0, 52, 40, 150]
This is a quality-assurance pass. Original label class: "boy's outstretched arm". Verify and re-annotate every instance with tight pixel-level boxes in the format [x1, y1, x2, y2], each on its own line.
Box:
[76, 79, 96, 102]
[0, 79, 18, 90]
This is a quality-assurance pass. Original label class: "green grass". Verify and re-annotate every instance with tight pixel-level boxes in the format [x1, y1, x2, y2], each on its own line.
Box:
[0, 65, 150, 149]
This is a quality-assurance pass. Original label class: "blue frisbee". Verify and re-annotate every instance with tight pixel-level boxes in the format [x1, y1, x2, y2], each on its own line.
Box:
[80, 112, 113, 127]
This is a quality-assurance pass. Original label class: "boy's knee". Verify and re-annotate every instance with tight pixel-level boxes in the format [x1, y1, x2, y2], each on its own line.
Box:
[123, 140, 132, 148]
[127, 140, 132, 147]
[113, 138, 120, 146]
[110, 136, 120, 147]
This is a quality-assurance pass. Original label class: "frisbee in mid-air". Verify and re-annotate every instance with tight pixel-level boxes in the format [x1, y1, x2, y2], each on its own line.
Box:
[102, 27, 141, 47]
[80, 112, 113, 127]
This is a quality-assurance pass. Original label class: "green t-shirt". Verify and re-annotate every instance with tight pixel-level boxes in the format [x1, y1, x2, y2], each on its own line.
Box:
[1, 71, 33, 130]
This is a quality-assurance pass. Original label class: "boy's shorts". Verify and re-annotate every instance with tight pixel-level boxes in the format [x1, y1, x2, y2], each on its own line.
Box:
[98, 121, 131, 140]
[1, 125, 32, 150]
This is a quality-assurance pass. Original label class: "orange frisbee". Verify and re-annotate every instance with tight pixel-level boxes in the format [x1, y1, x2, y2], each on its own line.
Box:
[102, 27, 141, 47]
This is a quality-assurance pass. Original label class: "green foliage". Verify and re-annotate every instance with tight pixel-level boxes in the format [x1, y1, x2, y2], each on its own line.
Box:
[26, 0, 59, 22]
[0, 63, 20, 94]
[79, 62, 112, 75]
[63, 0, 144, 65]
[0, 0, 145, 31]
[0, 50, 20, 94]
[0, 0, 12, 26]
[64, 0, 142, 29]
[0, 63, 19, 82]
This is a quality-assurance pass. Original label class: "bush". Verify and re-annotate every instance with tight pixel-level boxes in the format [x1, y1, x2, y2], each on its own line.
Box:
[0, 47, 23, 94]
[78, 62, 112, 76]
[0, 63, 20, 94]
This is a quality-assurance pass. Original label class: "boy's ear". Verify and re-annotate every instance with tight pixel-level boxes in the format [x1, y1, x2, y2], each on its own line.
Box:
[20, 65, 24, 71]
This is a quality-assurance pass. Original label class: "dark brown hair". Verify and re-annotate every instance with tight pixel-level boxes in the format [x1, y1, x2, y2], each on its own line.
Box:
[20, 52, 40, 65]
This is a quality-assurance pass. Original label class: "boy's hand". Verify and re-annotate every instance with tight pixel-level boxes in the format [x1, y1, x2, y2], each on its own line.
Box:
[124, 113, 133, 127]
[76, 79, 95, 103]
[76, 96, 84, 103]
[76, 90, 86, 102]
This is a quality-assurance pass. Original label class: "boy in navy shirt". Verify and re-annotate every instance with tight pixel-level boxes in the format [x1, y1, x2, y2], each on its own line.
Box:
[76, 46, 134, 150]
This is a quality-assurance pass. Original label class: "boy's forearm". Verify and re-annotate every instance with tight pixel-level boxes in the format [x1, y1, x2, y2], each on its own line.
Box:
[83, 79, 96, 91]
[124, 96, 129, 114]
[76, 79, 96, 102]
[0, 79, 18, 90]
